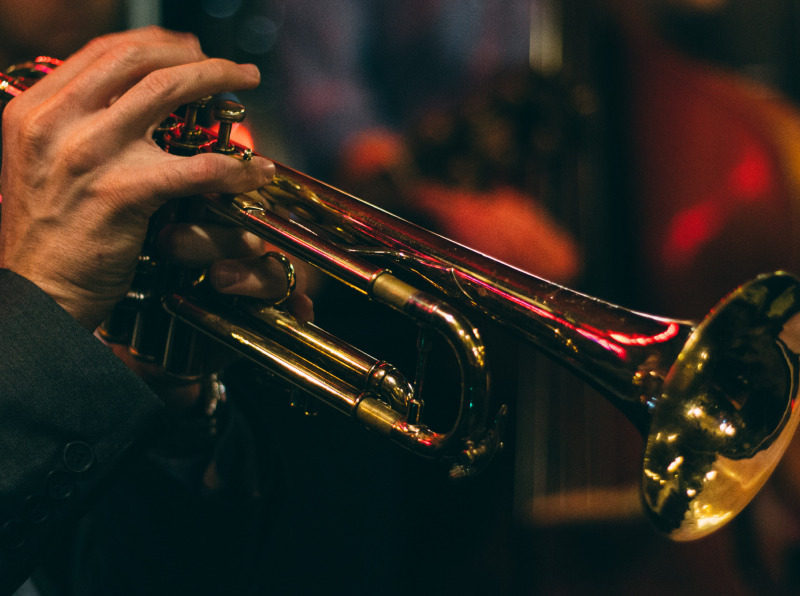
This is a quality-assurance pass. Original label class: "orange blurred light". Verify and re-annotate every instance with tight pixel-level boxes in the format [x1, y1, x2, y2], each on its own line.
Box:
[209, 122, 255, 150]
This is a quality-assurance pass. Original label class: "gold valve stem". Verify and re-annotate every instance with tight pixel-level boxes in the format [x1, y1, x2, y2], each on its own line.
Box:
[213, 99, 246, 154]
[181, 95, 212, 143]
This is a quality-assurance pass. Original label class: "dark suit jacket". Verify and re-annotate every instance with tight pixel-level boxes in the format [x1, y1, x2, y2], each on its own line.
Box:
[0, 269, 163, 595]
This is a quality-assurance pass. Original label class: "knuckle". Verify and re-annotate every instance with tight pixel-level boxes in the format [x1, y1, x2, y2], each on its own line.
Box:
[146, 26, 201, 49]
[81, 32, 118, 56]
[191, 154, 227, 185]
[205, 57, 234, 76]
[60, 145, 94, 177]
[88, 26, 176, 51]
[105, 31, 204, 70]
[138, 25, 171, 38]
[139, 68, 181, 104]
[4, 100, 52, 151]
[58, 128, 106, 177]
[178, 32, 204, 57]
[1, 97, 23, 130]
[104, 42, 149, 71]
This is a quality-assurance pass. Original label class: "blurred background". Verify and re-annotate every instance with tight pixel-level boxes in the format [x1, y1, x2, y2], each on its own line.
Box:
[28, 0, 800, 593]
[163, 0, 800, 593]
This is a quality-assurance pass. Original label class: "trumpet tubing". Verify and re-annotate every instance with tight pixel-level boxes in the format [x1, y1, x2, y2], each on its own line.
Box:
[3, 58, 800, 540]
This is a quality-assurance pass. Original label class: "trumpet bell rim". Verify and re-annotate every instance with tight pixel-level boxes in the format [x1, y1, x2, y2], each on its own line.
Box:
[642, 271, 800, 540]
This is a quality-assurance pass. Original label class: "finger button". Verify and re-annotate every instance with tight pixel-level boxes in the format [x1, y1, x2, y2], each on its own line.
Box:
[212, 99, 246, 154]
[22, 494, 49, 525]
[46, 471, 74, 501]
[0, 520, 26, 550]
[63, 441, 94, 474]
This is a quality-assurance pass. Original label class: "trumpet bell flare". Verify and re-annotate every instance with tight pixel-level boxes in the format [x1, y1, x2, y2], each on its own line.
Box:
[642, 271, 800, 540]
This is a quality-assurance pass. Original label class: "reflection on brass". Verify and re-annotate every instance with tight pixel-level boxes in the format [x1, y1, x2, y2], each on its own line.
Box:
[4, 59, 800, 538]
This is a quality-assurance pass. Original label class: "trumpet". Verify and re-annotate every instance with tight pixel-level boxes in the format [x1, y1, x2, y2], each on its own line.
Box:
[3, 58, 800, 542]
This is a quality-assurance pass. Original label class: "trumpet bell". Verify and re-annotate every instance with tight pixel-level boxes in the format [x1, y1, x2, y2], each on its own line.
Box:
[644, 272, 800, 539]
[224, 162, 800, 539]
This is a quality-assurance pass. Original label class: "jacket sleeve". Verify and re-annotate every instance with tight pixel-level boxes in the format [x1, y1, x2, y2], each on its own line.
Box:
[0, 269, 163, 595]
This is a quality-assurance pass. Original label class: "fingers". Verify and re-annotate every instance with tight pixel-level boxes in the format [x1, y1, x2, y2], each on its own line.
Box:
[3, 25, 272, 216]
[144, 152, 276, 205]
[209, 253, 313, 322]
[0, 26, 280, 331]
[107, 58, 261, 141]
[209, 253, 295, 300]
[157, 222, 266, 265]
[65, 38, 211, 114]
[284, 292, 315, 324]
[68, 27, 202, 74]
[12, 28, 204, 107]
[159, 220, 314, 322]
[92, 154, 274, 222]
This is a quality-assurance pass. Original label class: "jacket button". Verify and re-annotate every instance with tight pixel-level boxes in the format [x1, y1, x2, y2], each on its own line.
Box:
[46, 470, 74, 500]
[22, 494, 49, 524]
[0, 520, 26, 550]
[63, 441, 94, 474]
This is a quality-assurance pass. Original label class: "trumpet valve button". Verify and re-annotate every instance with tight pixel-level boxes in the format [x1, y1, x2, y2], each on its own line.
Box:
[181, 95, 213, 143]
[213, 99, 246, 154]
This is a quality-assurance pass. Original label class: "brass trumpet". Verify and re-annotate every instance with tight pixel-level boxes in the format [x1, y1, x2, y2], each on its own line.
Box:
[3, 58, 800, 542]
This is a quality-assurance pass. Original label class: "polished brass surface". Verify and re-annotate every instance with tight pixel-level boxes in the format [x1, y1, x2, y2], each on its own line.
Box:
[2, 59, 800, 537]
[220, 161, 800, 538]
[212, 99, 246, 154]
[643, 275, 800, 539]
